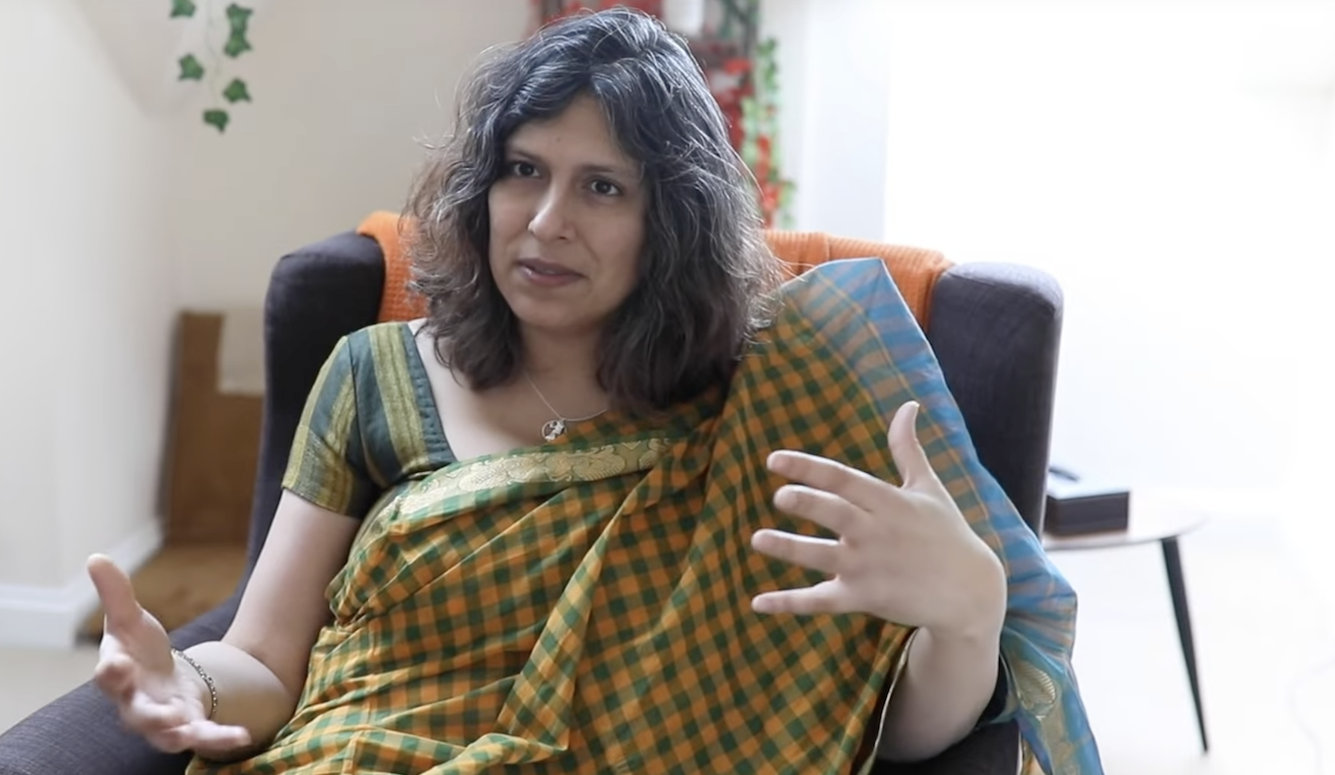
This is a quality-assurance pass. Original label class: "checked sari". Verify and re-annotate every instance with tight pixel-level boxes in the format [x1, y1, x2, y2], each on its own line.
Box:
[190, 258, 1101, 774]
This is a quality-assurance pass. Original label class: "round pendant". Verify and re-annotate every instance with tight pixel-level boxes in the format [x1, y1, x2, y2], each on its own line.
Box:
[542, 419, 566, 442]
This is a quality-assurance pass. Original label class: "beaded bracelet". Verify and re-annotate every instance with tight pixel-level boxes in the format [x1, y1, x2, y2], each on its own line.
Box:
[171, 648, 219, 721]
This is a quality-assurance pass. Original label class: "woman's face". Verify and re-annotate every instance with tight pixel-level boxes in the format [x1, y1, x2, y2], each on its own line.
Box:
[488, 94, 647, 342]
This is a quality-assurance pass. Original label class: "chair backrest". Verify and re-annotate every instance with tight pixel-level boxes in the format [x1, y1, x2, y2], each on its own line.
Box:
[244, 229, 1060, 571]
[928, 262, 1062, 535]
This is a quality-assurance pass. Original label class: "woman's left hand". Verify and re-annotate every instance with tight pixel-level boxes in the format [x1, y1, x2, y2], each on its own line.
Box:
[751, 401, 1006, 640]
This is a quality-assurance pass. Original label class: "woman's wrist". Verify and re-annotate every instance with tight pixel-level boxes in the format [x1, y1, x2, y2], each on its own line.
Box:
[931, 546, 1007, 644]
[172, 647, 219, 720]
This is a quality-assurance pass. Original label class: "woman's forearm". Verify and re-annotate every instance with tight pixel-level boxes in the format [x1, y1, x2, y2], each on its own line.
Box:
[874, 623, 1003, 762]
[179, 641, 299, 761]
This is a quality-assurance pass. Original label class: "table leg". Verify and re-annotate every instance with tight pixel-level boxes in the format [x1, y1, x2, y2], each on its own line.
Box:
[1162, 536, 1208, 752]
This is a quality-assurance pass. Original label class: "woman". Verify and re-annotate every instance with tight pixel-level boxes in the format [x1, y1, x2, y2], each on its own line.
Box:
[88, 7, 1100, 774]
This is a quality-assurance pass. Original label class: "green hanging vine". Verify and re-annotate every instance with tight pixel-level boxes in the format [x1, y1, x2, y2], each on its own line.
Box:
[171, 0, 254, 133]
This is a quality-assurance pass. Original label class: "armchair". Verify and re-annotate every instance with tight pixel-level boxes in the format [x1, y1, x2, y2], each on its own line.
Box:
[0, 228, 1061, 775]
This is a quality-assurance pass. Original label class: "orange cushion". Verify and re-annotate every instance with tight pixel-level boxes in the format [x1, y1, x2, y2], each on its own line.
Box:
[356, 212, 949, 326]
[762, 230, 949, 325]
[358, 211, 427, 323]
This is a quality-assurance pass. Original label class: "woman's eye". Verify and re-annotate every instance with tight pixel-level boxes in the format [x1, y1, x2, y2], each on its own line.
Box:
[508, 161, 538, 177]
[590, 179, 621, 197]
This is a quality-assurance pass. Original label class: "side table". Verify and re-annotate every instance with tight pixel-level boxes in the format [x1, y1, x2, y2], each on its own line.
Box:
[1042, 496, 1210, 752]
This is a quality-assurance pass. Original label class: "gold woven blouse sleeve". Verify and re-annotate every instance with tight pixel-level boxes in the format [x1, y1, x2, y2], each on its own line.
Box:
[281, 335, 378, 518]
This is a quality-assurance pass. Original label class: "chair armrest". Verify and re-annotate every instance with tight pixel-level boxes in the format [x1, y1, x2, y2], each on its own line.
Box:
[872, 719, 1020, 775]
[927, 262, 1063, 535]
[0, 598, 239, 775]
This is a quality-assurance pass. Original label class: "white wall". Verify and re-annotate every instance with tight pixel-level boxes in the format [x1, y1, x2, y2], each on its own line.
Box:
[877, 0, 1335, 498]
[0, 0, 173, 645]
[875, 0, 1335, 617]
[169, 0, 532, 311]
[761, 0, 891, 238]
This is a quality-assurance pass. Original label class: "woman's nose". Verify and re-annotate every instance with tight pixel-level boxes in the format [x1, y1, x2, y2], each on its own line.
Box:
[528, 188, 573, 242]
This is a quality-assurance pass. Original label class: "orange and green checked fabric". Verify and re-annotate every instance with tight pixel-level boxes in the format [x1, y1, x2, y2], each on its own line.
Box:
[191, 259, 1100, 774]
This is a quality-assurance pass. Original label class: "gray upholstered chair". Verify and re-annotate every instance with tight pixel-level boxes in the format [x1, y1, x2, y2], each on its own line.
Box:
[0, 229, 1062, 775]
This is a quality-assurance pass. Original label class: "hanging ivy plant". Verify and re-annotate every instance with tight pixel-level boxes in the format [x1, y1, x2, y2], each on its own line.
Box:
[170, 0, 255, 133]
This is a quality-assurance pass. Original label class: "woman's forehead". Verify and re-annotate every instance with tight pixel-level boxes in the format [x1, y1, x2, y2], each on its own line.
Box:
[506, 98, 638, 172]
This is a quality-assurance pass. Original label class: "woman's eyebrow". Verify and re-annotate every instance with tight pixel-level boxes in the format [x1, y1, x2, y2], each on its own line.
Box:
[505, 143, 639, 179]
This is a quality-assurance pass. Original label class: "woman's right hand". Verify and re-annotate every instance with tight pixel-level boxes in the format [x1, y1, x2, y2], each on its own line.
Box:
[87, 554, 251, 754]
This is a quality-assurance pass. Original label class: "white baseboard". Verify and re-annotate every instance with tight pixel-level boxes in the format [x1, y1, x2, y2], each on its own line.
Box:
[0, 521, 163, 649]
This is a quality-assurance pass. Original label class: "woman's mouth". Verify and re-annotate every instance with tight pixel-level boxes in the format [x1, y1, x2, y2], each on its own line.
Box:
[518, 259, 582, 287]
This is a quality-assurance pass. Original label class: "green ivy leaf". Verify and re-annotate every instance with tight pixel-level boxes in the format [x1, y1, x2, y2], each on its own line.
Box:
[203, 109, 230, 133]
[224, 32, 252, 58]
[177, 54, 205, 81]
[225, 3, 253, 30]
[223, 4, 253, 58]
[169, 0, 197, 18]
[222, 78, 251, 103]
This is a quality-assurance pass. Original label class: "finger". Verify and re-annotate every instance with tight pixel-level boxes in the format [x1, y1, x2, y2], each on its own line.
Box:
[752, 581, 851, 616]
[886, 401, 933, 489]
[87, 554, 143, 632]
[93, 654, 136, 702]
[96, 628, 125, 663]
[180, 719, 253, 750]
[751, 529, 842, 575]
[145, 728, 192, 755]
[151, 720, 251, 754]
[123, 690, 189, 731]
[766, 450, 891, 514]
[772, 484, 863, 537]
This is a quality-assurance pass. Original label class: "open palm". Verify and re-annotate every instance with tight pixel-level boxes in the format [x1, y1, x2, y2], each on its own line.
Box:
[750, 401, 1006, 638]
[88, 555, 250, 753]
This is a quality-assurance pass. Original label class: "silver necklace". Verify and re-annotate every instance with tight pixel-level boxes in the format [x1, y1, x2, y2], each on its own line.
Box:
[522, 369, 608, 441]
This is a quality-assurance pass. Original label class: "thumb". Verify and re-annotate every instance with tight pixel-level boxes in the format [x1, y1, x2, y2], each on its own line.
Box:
[87, 554, 143, 632]
[886, 401, 931, 488]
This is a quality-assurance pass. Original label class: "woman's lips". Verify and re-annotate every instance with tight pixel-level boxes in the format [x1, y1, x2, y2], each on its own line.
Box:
[517, 259, 582, 287]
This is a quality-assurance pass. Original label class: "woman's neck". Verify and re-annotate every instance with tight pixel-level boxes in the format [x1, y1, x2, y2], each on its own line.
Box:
[517, 326, 607, 415]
